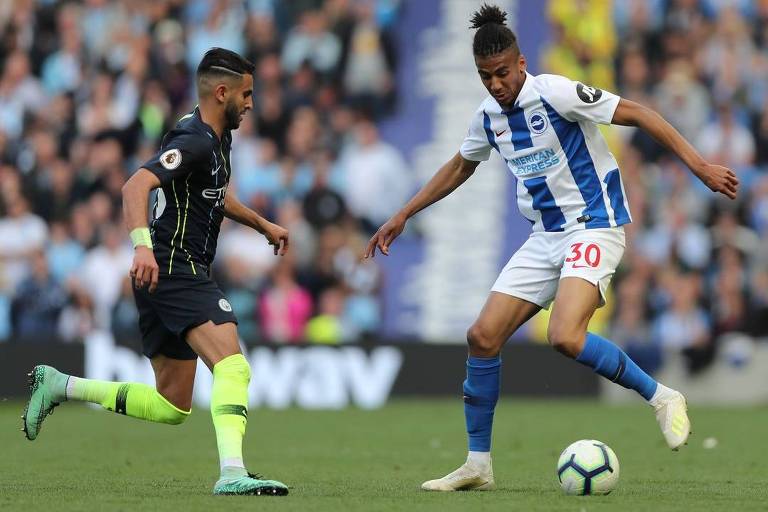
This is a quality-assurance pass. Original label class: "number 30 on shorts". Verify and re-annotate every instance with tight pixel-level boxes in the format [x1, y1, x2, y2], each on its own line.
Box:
[565, 242, 601, 268]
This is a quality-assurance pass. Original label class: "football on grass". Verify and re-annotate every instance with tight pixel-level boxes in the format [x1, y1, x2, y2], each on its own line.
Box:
[557, 439, 619, 495]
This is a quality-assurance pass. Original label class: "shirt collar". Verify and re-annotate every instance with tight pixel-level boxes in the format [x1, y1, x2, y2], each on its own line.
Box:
[516, 71, 535, 104]
[194, 106, 221, 142]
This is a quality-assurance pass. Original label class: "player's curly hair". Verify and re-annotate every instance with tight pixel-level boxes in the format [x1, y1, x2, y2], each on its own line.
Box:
[470, 4, 519, 57]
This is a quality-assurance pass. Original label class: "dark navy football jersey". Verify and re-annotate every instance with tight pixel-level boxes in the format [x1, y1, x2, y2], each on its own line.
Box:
[141, 107, 233, 277]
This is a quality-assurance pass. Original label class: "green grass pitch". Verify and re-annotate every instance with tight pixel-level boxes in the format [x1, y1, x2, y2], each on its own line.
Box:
[2, 399, 766, 511]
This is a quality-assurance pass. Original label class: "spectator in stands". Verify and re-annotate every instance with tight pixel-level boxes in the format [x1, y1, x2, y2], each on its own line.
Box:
[57, 280, 95, 342]
[609, 273, 661, 375]
[0, 194, 48, 294]
[302, 150, 347, 230]
[78, 223, 132, 329]
[46, 220, 85, 285]
[41, 5, 83, 96]
[259, 256, 313, 343]
[185, 0, 246, 70]
[305, 285, 347, 344]
[696, 103, 756, 170]
[110, 275, 140, 346]
[0, 51, 45, 123]
[341, 118, 411, 232]
[340, 0, 396, 116]
[653, 60, 710, 144]
[709, 246, 749, 337]
[10, 250, 66, 342]
[653, 271, 713, 372]
[281, 9, 342, 76]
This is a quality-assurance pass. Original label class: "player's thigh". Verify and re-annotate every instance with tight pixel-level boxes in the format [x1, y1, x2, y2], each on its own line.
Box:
[468, 291, 542, 355]
[548, 277, 601, 356]
[492, 233, 561, 310]
[558, 228, 625, 308]
[185, 320, 241, 370]
[549, 228, 625, 356]
[150, 355, 197, 411]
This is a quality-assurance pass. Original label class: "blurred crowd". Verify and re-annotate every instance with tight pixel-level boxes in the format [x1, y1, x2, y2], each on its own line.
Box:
[0, 0, 410, 345]
[4, 0, 767, 368]
[543, 0, 768, 373]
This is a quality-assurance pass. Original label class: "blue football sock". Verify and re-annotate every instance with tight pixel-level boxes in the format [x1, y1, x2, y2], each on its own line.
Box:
[463, 355, 501, 452]
[576, 332, 658, 401]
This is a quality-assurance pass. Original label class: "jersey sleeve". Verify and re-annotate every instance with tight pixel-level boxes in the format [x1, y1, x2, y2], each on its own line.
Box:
[459, 108, 492, 162]
[539, 75, 620, 125]
[141, 132, 210, 185]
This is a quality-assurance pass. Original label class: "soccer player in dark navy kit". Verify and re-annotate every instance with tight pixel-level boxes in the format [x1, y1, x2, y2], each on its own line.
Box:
[23, 48, 290, 496]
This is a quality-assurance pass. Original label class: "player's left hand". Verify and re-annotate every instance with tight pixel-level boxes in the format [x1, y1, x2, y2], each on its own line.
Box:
[696, 163, 739, 200]
[262, 222, 289, 256]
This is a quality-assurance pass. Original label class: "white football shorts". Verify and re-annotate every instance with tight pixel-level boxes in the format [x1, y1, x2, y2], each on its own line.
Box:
[491, 227, 625, 309]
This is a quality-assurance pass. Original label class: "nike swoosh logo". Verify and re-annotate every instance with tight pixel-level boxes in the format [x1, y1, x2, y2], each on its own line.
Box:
[212, 164, 222, 175]
[570, 264, 595, 269]
[494, 129, 507, 137]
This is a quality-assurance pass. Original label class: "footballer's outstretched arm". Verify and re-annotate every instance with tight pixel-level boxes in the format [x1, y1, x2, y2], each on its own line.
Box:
[223, 192, 289, 256]
[122, 169, 162, 292]
[611, 98, 739, 200]
[364, 152, 480, 258]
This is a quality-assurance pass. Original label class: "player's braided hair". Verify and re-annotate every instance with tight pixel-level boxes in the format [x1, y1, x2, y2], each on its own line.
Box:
[470, 4, 519, 57]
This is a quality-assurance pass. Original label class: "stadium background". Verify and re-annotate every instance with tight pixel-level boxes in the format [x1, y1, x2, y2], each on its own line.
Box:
[0, 0, 767, 407]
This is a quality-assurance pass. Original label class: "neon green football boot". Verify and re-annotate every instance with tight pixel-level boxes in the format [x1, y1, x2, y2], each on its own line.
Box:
[213, 472, 289, 496]
[22, 365, 69, 441]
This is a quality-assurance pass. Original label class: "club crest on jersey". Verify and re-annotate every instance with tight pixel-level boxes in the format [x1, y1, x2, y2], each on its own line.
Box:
[218, 298, 232, 312]
[576, 83, 602, 104]
[160, 149, 182, 170]
[527, 111, 549, 135]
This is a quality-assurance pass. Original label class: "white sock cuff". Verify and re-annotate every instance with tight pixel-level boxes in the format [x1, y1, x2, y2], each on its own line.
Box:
[220, 457, 245, 471]
[648, 383, 674, 406]
[467, 451, 491, 467]
[65, 376, 79, 401]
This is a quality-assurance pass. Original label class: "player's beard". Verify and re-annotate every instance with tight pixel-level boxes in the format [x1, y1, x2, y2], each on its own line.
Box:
[224, 100, 242, 130]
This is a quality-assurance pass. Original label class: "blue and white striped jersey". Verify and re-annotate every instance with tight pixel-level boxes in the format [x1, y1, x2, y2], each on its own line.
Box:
[461, 72, 631, 233]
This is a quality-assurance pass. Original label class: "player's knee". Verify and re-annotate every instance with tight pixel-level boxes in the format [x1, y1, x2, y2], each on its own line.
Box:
[466, 324, 501, 356]
[547, 326, 581, 358]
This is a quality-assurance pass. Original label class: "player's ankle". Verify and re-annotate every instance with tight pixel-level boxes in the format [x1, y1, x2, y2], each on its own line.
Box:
[53, 371, 71, 402]
[648, 383, 677, 407]
[221, 458, 248, 478]
[467, 451, 491, 470]
[220, 465, 248, 480]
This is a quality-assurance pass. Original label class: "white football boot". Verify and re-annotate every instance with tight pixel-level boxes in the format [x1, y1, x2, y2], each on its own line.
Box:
[421, 459, 496, 491]
[653, 389, 691, 450]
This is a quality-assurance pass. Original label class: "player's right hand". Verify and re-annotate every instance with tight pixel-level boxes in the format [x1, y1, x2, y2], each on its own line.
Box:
[130, 246, 159, 293]
[695, 163, 739, 200]
[364, 214, 407, 258]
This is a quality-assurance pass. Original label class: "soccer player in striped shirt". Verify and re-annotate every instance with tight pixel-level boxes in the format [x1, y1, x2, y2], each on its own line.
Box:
[365, 5, 738, 491]
[23, 48, 290, 496]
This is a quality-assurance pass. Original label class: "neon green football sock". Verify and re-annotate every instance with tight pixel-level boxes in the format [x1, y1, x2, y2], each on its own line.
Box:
[211, 353, 251, 477]
[66, 377, 190, 425]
